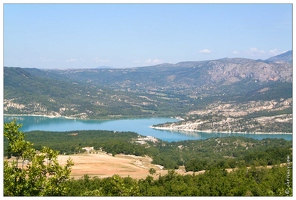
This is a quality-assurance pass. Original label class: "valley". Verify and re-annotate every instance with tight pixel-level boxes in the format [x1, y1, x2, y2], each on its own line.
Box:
[3, 50, 293, 133]
[3, 4, 293, 196]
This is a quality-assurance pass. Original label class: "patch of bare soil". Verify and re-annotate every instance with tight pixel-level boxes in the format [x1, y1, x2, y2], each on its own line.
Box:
[58, 152, 188, 179]
[7, 153, 282, 180]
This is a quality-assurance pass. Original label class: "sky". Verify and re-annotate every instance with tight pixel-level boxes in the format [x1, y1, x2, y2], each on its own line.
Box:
[3, 2, 293, 69]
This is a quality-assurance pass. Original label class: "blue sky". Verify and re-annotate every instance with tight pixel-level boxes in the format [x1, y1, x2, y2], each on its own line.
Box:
[3, 3, 293, 69]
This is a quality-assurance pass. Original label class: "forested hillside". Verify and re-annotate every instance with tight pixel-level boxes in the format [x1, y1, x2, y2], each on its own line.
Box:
[4, 67, 195, 118]
[4, 129, 292, 171]
[64, 165, 292, 196]
[4, 51, 293, 133]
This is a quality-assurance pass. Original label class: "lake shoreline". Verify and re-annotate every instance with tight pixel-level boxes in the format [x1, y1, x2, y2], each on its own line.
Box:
[150, 126, 293, 135]
[4, 115, 292, 141]
[4, 113, 77, 120]
[5, 114, 292, 135]
[3, 113, 175, 121]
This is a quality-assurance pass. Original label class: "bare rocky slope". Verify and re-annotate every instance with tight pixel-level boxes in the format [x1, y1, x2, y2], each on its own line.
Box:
[152, 98, 292, 133]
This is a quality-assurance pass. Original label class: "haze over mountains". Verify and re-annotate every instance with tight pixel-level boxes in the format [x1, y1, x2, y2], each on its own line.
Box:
[4, 51, 292, 133]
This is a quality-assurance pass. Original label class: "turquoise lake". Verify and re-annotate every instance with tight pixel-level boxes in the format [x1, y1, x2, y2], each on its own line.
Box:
[4, 116, 292, 142]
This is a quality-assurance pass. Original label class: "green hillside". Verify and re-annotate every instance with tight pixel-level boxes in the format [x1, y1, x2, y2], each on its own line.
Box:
[4, 67, 193, 118]
[3, 52, 293, 132]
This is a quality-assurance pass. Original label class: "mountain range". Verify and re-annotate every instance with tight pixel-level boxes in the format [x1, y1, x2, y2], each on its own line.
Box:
[3, 50, 292, 132]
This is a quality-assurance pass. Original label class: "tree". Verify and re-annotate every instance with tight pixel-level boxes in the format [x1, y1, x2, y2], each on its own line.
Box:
[4, 120, 74, 196]
[149, 168, 156, 175]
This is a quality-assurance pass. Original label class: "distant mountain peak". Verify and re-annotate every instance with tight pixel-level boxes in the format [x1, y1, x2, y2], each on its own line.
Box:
[265, 50, 292, 63]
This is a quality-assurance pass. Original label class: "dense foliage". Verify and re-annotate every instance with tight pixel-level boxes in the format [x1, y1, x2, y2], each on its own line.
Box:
[64, 166, 292, 196]
[4, 127, 292, 171]
[4, 120, 74, 196]
[4, 129, 146, 156]
[149, 137, 292, 170]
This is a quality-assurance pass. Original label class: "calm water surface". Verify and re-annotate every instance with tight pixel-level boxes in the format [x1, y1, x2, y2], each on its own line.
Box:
[4, 116, 292, 142]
